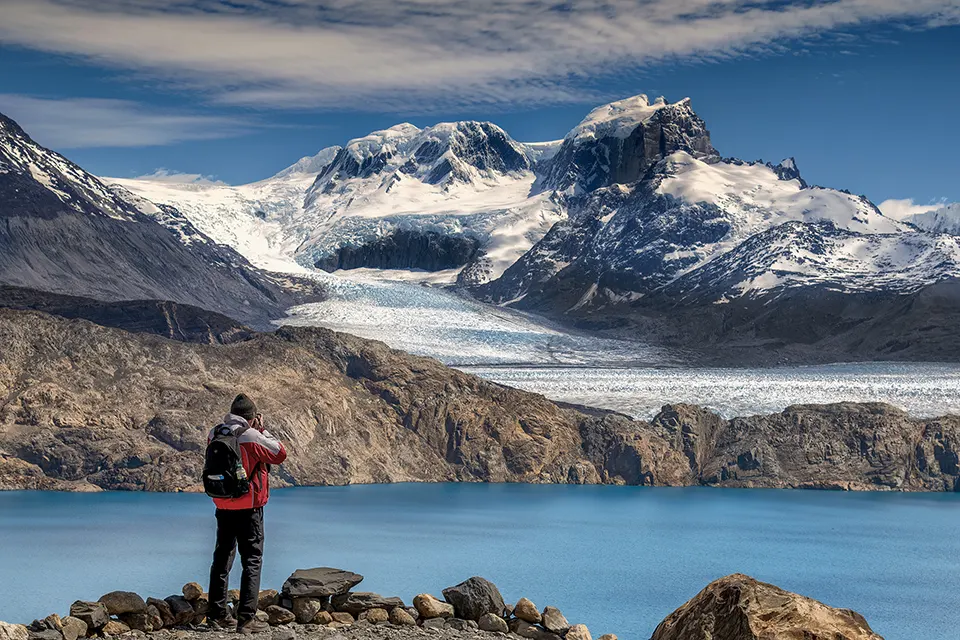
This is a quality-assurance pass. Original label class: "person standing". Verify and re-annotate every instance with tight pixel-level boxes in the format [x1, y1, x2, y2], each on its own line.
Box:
[204, 393, 287, 634]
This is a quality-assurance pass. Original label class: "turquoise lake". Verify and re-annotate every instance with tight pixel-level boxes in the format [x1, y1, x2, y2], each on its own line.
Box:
[2, 484, 958, 640]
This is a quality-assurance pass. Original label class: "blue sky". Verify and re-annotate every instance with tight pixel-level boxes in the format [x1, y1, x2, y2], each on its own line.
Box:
[0, 0, 958, 211]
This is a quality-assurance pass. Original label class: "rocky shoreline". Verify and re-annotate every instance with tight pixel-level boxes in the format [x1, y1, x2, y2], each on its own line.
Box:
[1, 308, 959, 493]
[0, 568, 883, 640]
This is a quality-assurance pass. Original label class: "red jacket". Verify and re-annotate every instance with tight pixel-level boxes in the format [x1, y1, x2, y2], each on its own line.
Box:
[208, 414, 287, 510]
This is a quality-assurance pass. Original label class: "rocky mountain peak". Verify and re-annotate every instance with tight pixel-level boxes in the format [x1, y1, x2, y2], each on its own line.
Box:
[538, 95, 717, 194]
[272, 145, 343, 179]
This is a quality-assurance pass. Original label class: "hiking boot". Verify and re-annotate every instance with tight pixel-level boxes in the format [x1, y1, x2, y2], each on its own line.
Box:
[237, 619, 271, 635]
[208, 615, 238, 630]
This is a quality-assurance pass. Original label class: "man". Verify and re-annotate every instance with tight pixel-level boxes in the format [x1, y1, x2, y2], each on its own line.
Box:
[206, 393, 287, 634]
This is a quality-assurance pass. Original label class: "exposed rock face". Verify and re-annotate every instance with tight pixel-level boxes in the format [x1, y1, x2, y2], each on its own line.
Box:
[650, 574, 883, 640]
[282, 569, 363, 598]
[442, 578, 505, 622]
[0, 113, 321, 331]
[314, 230, 481, 273]
[0, 286, 254, 345]
[0, 309, 959, 492]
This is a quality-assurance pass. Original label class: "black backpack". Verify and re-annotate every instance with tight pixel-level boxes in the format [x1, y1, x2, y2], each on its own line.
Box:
[203, 424, 252, 499]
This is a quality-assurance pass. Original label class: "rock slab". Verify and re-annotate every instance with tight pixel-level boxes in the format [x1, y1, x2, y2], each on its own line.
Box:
[442, 577, 505, 621]
[68, 602, 108, 631]
[282, 569, 363, 598]
[0, 622, 28, 640]
[650, 573, 885, 640]
[332, 593, 404, 616]
[541, 606, 570, 634]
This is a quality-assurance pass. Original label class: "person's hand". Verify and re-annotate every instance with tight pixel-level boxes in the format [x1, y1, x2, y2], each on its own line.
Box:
[253, 413, 264, 432]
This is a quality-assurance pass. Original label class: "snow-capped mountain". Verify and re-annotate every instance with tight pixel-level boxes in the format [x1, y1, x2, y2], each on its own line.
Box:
[0, 111, 307, 328]
[476, 97, 960, 311]
[104, 94, 960, 318]
[111, 121, 565, 285]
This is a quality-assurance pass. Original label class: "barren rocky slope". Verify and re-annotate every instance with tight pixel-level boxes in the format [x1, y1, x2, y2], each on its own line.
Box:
[1, 308, 958, 492]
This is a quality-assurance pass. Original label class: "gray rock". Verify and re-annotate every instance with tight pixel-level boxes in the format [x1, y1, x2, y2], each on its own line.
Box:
[190, 594, 209, 625]
[68, 602, 109, 631]
[282, 569, 363, 598]
[146, 599, 175, 628]
[421, 618, 446, 630]
[330, 613, 354, 625]
[478, 613, 508, 633]
[0, 622, 29, 640]
[59, 618, 86, 640]
[444, 619, 473, 632]
[509, 619, 541, 639]
[99, 621, 129, 637]
[118, 613, 153, 633]
[272, 628, 296, 640]
[291, 598, 324, 625]
[163, 596, 195, 626]
[265, 606, 295, 627]
[442, 577, 505, 621]
[27, 630, 61, 640]
[98, 591, 146, 616]
[541, 607, 570, 634]
[331, 593, 404, 616]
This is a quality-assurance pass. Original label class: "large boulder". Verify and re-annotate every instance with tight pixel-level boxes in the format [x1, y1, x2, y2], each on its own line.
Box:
[282, 568, 363, 598]
[331, 593, 404, 616]
[98, 591, 146, 616]
[68, 602, 108, 631]
[541, 606, 570, 634]
[163, 596, 195, 626]
[442, 577, 505, 621]
[0, 622, 28, 640]
[651, 574, 884, 640]
[413, 594, 453, 619]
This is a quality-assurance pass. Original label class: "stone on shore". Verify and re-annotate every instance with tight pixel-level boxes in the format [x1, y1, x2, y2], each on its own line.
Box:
[259, 590, 280, 611]
[266, 606, 296, 627]
[331, 593, 404, 616]
[358, 609, 388, 624]
[413, 594, 454, 620]
[650, 574, 884, 640]
[421, 618, 445, 630]
[441, 577, 505, 621]
[100, 621, 129, 636]
[146, 599, 174, 629]
[26, 630, 60, 640]
[41, 615, 61, 632]
[163, 596, 195, 626]
[330, 613, 354, 625]
[190, 594, 209, 625]
[541, 606, 570, 634]
[98, 592, 146, 616]
[59, 618, 86, 640]
[388, 608, 416, 626]
[444, 618, 477, 632]
[272, 628, 296, 640]
[597, 634, 617, 640]
[514, 598, 541, 623]
[566, 623, 592, 640]
[509, 619, 548, 639]
[311, 611, 333, 626]
[292, 598, 324, 625]
[118, 612, 153, 633]
[0, 622, 28, 640]
[282, 569, 363, 598]
[478, 613, 509, 633]
[68, 602, 108, 631]
[181, 583, 203, 602]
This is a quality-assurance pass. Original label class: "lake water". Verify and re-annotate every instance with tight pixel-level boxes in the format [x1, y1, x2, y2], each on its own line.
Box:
[2, 485, 958, 640]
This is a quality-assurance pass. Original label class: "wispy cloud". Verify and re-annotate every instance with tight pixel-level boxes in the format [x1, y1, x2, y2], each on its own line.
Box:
[0, 0, 958, 110]
[879, 198, 952, 220]
[0, 94, 250, 148]
[132, 168, 227, 185]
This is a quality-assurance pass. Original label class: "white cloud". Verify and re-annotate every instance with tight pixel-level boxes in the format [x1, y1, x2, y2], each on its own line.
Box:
[133, 169, 227, 185]
[0, 94, 250, 148]
[878, 198, 950, 221]
[0, 0, 958, 110]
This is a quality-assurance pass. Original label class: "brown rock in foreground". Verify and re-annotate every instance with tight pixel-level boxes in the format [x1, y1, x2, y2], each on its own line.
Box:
[651, 574, 883, 640]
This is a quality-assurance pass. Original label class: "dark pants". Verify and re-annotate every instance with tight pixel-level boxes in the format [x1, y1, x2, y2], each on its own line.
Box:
[208, 507, 264, 625]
